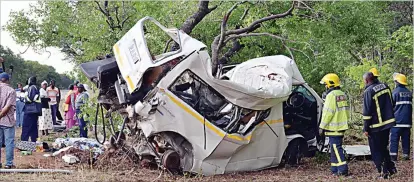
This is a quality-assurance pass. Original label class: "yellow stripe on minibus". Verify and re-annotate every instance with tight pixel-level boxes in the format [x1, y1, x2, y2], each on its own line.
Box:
[165, 92, 283, 142]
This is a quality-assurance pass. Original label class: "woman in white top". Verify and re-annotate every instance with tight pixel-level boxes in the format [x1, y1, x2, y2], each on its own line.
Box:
[39, 81, 53, 135]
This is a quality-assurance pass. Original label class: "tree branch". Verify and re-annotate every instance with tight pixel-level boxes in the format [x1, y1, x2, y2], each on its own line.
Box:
[94, 1, 108, 16]
[115, 6, 121, 28]
[95, 0, 118, 31]
[180, 0, 217, 35]
[348, 50, 362, 63]
[122, 1, 126, 20]
[18, 44, 31, 55]
[217, 1, 248, 55]
[218, 39, 245, 65]
[240, 8, 250, 21]
[121, 16, 131, 29]
[290, 47, 312, 61]
[224, 32, 294, 44]
[282, 41, 295, 60]
[225, 1, 296, 36]
[211, 1, 297, 74]
[297, 1, 313, 11]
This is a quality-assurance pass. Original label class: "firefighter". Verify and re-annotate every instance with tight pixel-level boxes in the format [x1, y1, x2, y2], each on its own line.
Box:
[369, 68, 380, 78]
[390, 73, 412, 161]
[319, 73, 349, 176]
[363, 71, 397, 179]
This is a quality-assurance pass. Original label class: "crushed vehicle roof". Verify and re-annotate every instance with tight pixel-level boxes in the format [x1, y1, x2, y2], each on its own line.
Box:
[110, 16, 308, 110]
[160, 51, 303, 110]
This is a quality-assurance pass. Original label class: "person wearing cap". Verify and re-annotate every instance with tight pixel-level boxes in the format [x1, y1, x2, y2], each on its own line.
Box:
[369, 68, 380, 79]
[0, 72, 17, 168]
[362, 72, 396, 179]
[319, 73, 350, 176]
[75, 84, 89, 138]
[390, 73, 412, 161]
[21, 76, 40, 142]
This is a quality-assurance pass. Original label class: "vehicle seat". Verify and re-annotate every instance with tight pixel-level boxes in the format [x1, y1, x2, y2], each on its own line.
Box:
[97, 57, 120, 89]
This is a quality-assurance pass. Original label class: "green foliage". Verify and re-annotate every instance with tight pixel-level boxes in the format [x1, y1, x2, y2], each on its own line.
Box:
[313, 152, 330, 165]
[3, 1, 413, 117]
[387, 25, 413, 60]
[345, 59, 394, 89]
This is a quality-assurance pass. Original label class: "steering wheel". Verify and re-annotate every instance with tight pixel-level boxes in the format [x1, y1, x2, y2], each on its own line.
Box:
[286, 92, 306, 108]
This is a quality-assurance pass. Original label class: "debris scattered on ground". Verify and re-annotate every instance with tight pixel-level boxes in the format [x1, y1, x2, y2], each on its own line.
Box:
[53, 138, 104, 158]
[52, 146, 74, 157]
[62, 154, 79, 164]
[21, 151, 32, 155]
[53, 125, 66, 132]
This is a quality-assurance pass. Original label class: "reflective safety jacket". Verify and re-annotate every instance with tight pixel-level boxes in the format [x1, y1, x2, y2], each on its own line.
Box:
[319, 89, 350, 136]
[392, 85, 412, 127]
[363, 81, 395, 133]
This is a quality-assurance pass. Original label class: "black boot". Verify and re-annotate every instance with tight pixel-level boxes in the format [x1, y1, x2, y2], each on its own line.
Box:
[402, 154, 410, 161]
[41, 130, 45, 136]
[338, 172, 349, 176]
[389, 167, 397, 176]
[45, 130, 49, 136]
[377, 173, 390, 179]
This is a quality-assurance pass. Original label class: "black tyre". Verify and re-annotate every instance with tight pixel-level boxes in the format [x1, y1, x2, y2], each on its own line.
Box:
[284, 138, 308, 166]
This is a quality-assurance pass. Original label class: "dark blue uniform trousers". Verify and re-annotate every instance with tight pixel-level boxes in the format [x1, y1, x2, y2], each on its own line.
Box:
[329, 136, 348, 174]
[21, 113, 38, 142]
[76, 109, 88, 138]
[368, 129, 395, 174]
[390, 127, 411, 159]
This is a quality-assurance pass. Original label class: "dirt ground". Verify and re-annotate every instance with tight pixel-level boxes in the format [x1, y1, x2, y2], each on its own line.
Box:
[1, 129, 412, 182]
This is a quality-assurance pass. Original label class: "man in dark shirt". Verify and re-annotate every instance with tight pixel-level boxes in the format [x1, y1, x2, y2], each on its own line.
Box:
[390, 73, 412, 161]
[362, 72, 396, 179]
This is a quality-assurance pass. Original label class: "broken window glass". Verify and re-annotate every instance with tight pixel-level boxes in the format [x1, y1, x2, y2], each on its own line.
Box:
[283, 85, 318, 141]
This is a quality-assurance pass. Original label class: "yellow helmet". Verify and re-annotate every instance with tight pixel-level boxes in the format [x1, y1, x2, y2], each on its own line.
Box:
[369, 68, 380, 77]
[393, 73, 408, 85]
[320, 73, 340, 88]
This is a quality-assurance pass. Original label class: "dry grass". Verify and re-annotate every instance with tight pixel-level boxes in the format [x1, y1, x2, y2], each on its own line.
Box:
[1, 128, 412, 181]
[1, 151, 412, 182]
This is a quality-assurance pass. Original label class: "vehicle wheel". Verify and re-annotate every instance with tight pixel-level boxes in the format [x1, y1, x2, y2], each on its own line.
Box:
[284, 138, 308, 166]
[161, 149, 181, 174]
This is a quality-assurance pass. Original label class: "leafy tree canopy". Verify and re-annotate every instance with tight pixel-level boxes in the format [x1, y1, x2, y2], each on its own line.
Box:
[0, 45, 73, 88]
[4, 1, 412, 94]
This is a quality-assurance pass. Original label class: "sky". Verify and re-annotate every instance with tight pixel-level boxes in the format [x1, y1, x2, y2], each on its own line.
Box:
[0, 0, 74, 74]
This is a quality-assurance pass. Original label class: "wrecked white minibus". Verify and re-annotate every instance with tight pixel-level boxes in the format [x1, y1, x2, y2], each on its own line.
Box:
[80, 17, 326, 176]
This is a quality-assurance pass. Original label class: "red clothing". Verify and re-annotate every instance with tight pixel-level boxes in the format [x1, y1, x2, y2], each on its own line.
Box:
[73, 85, 79, 95]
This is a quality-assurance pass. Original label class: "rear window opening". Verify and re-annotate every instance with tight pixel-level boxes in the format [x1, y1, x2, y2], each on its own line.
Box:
[143, 21, 181, 63]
